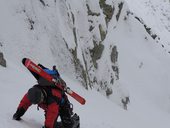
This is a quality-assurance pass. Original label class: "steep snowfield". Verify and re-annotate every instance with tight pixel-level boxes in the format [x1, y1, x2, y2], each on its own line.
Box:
[0, 0, 128, 107]
[0, 0, 59, 65]
[1, 0, 170, 128]
[125, 0, 170, 52]
[106, 1, 170, 113]
[0, 58, 170, 128]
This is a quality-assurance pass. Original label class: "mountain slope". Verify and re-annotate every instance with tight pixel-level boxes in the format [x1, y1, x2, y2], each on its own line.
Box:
[125, 0, 170, 53]
[0, 57, 170, 128]
[107, 0, 170, 112]
[0, 0, 128, 107]
[1, 0, 170, 127]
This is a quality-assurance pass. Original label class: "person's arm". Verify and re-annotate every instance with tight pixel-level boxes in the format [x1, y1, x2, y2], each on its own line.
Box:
[13, 93, 32, 120]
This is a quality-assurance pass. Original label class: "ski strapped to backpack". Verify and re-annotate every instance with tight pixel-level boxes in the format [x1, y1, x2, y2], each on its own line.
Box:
[22, 58, 86, 105]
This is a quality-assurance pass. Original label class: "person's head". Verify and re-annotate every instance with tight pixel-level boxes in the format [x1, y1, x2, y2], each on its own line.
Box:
[27, 87, 45, 104]
[52, 65, 56, 70]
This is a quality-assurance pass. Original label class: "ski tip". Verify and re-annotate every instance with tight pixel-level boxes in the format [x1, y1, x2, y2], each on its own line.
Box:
[81, 99, 86, 105]
[22, 58, 27, 65]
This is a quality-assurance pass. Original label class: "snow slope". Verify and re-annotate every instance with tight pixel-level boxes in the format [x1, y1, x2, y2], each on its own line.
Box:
[1, 57, 170, 128]
[125, 0, 170, 52]
[1, 0, 170, 128]
[106, 0, 170, 112]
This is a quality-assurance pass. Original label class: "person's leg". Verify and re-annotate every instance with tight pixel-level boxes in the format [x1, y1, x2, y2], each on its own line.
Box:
[60, 99, 73, 128]
[45, 102, 59, 128]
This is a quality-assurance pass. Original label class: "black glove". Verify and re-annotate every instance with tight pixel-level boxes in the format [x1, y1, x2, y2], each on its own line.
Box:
[13, 107, 26, 120]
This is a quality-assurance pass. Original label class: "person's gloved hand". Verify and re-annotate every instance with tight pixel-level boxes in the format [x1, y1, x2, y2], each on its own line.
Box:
[13, 113, 21, 120]
[13, 107, 26, 121]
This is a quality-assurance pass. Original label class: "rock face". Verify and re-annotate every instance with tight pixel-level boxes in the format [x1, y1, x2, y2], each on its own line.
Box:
[59, 0, 120, 94]
[0, 52, 6, 67]
[0, 0, 130, 108]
